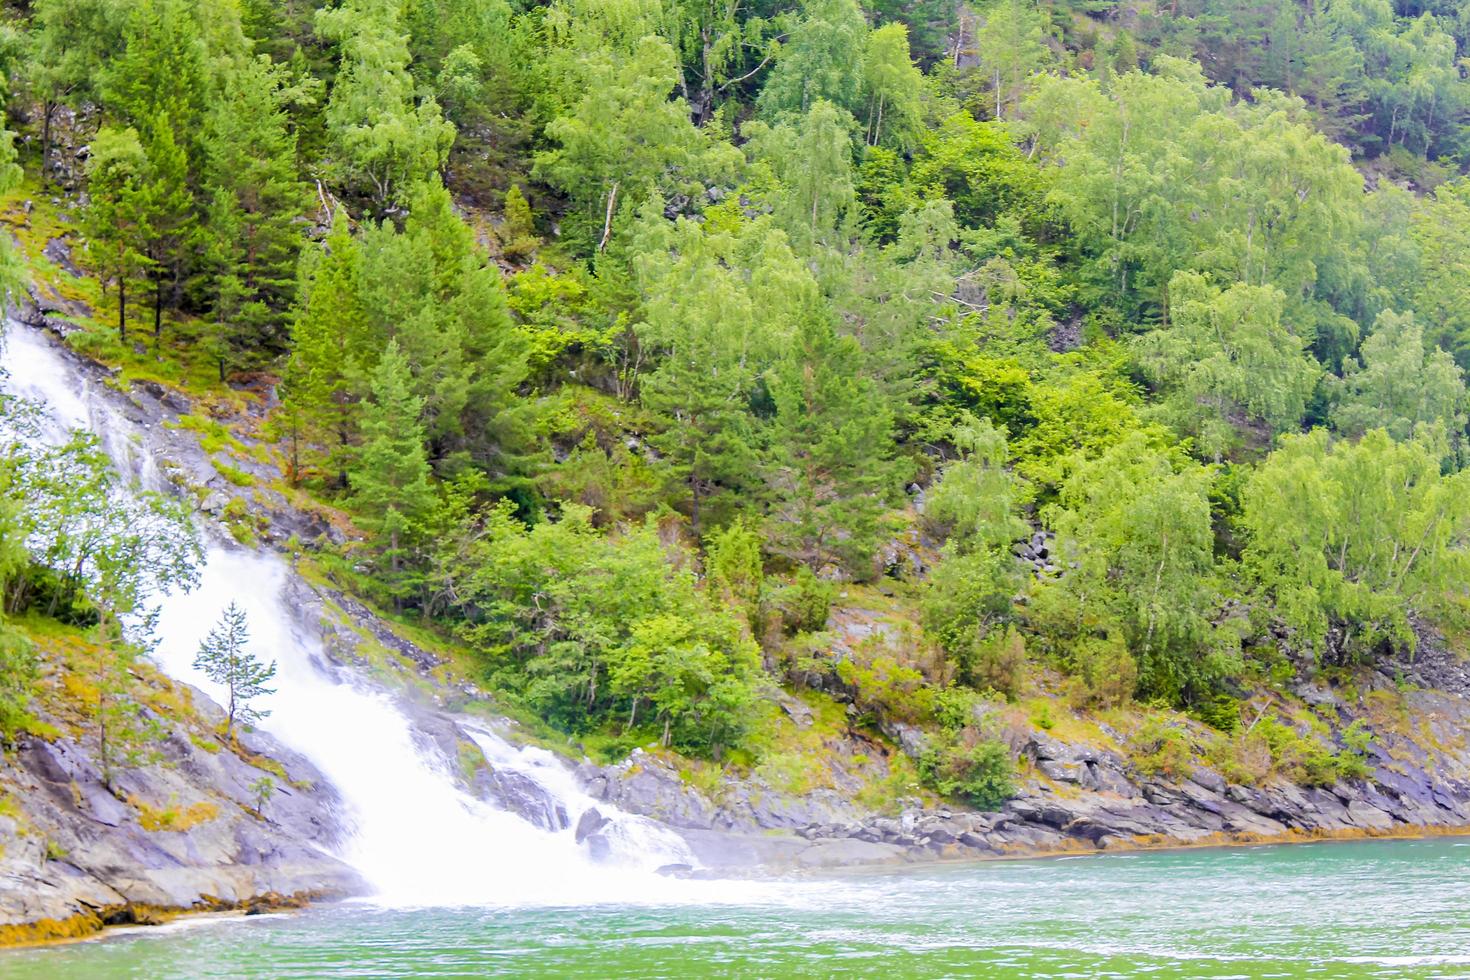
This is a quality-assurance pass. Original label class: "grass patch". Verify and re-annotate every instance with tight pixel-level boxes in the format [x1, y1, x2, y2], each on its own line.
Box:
[129, 796, 220, 832]
[168, 413, 248, 455]
[189, 733, 222, 755]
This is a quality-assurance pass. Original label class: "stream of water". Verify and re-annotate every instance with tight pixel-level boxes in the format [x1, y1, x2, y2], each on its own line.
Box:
[0, 321, 690, 906]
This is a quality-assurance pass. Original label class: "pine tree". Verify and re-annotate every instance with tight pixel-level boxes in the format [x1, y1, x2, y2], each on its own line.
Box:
[280, 211, 369, 486]
[763, 303, 902, 576]
[101, 0, 208, 162]
[351, 339, 436, 601]
[82, 127, 151, 343]
[353, 178, 532, 478]
[633, 212, 764, 534]
[136, 112, 199, 348]
[499, 184, 539, 261]
[203, 54, 308, 365]
[193, 602, 276, 739]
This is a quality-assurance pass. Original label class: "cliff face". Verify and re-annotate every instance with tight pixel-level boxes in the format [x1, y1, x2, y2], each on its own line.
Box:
[0, 651, 365, 944]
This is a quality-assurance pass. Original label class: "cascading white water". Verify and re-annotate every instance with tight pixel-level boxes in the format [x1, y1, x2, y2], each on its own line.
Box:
[0, 321, 714, 908]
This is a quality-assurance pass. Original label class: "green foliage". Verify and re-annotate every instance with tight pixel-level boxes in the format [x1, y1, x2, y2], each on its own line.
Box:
[498, 184, 539, 261]
[1241, 428, 1470, 662]
[15, 0, 1470, 793]
[193, 602, 277, 738]
[280, 211, 369, 485]
[1128, 717, 1194, 780]
[316, 0, 455, 213]
[535, 34, 735, 251]
[445, 504, 760, 757]
[861, 23, 924, 149]
[82, 126, 150, 341]
[1026, 61, 1365, 314]
[757, 0, 868, 119]
[249, 775, 275, 814]
[835, 650, 934, 726]
[974, 0, 1052, 120]
[0, 481, 37, 742]
[1070, 634, 1137, 710]
[202, 54, 307, 361]
[705, 520, 764, 629]
[769, 566, 835, 635]
[351, 339, 436, 597]
[1137, 271, 1320, 459]
[1256, 713, 1354, 787]
[763, 304, 903, 576]
[907, 112, 1048, 233]
[1328, 310, 1467, 444]
[1044, 434, 1232, 704]
[918, 731, 1016, 810]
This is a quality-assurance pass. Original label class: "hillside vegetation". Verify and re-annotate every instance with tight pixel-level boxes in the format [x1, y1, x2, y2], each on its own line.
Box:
[3, 0, 1470, 811]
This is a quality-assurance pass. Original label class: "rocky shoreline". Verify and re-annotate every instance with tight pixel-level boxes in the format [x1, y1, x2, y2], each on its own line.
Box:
[0, 682, 365, 945]
[574, 635, 1470, 872]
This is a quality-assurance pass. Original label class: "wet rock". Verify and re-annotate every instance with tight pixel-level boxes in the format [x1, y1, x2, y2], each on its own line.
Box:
[477, 767, 570, 832]
[134, 379, 192, 415]
[575, 808, 609, 844]
[589, 751, 718, 830]
[795, 839, 907, 868]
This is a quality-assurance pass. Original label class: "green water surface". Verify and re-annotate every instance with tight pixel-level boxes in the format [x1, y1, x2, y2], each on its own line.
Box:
[5, 837, 1469, 978]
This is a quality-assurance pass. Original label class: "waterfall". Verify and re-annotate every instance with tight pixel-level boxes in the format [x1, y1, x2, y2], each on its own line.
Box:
[0, 321, 704, 908]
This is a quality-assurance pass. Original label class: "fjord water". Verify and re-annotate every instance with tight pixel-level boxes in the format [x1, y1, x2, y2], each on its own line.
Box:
[3, 837, 1470, 977]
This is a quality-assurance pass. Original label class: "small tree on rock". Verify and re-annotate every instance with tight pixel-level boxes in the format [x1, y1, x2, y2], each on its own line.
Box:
[194, 602, 276, 739]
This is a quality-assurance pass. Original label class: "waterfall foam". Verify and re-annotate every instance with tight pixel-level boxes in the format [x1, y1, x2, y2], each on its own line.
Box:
[0, 321, 723, 908]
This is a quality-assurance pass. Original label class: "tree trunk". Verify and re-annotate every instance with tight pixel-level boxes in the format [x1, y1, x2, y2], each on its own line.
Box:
[153, 273, 165, 347]
[118, 278, 127, 343]
[98, 690, 110, 790]
[690, 477, 703, 539]
[41, 100, 54, 189]
[598, 181, 620, 252]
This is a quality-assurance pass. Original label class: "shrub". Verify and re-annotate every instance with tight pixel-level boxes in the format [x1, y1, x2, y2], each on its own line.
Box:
[1129, 717, 1194, 779]
[921, 548, 1020, 670]
[966, 625, 1027, 700]
[771, 566, 834, 635]
[705, 519, 764, 629]
[836, 651, 934, 726]
[919, 732, 1016, 810]
[1204, 729, 1272, 785]
[0, 626, 37, 744]
[1256, 714, 1348, 787]
[450, 504, 762, 758]
[1071, 634, 1136, 709]
[1190, 694, 1242, 733]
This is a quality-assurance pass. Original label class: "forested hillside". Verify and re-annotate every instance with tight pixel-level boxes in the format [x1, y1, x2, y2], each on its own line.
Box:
[3, 0, 1470, 811]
